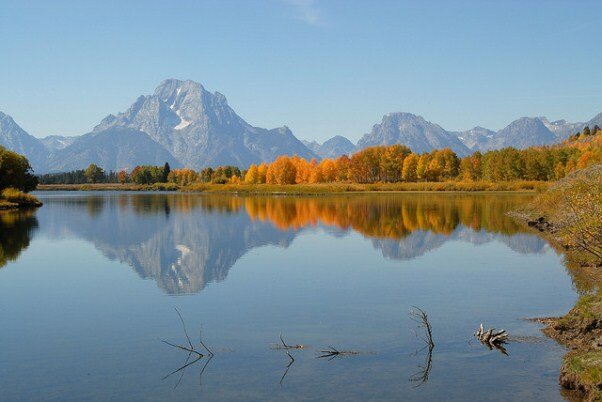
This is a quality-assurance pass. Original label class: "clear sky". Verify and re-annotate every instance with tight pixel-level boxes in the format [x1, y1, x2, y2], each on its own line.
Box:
[1, 0, 601, 142]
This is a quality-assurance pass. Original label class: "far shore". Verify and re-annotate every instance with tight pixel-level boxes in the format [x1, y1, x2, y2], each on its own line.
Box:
[35, 181, 549, 194]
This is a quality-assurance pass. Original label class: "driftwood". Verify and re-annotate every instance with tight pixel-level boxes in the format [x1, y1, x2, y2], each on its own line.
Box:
[474, 323, 509, 355]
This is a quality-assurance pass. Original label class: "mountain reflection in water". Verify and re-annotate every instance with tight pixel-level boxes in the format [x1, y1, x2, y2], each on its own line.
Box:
[30, 192, 546, 294]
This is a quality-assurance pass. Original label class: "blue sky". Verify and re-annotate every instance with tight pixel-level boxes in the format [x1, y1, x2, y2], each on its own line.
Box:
[1, 0, 601, 142]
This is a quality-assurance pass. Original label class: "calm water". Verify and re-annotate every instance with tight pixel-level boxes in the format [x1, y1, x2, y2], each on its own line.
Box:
[0, 192, 577, 401]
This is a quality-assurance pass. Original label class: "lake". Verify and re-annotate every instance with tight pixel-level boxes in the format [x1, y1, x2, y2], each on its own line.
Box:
[0, 192, 577, 401]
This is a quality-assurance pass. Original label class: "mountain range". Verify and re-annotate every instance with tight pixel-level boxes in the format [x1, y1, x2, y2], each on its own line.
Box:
[1, 79, 600, 173]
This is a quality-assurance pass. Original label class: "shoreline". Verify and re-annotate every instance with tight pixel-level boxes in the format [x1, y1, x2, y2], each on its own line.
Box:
[511, 212, 602, 400]
[0, 200, 43, 210]
[36, 181, 548, 194]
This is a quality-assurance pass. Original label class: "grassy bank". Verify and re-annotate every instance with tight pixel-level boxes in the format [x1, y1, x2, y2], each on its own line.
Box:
[544, 295, 602, 401]
[514, 164, 602, 401]
[36, 183, 179, 192]
[37, 180, 549, 194]
[0, 188, 43, 210]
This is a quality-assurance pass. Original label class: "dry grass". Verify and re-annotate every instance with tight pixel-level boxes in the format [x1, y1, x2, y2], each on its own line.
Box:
[37, 183, 179, 191]
[0, 188, 42, 207]
[38, 180, 548, 194]
[183, 181, 548, 194]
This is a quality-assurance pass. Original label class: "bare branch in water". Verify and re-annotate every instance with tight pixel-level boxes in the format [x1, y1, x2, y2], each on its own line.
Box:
[199, 354, 214, 388]
[409, 343, 433, 387]
[280, 333, 295, 362]
[409, 306, 435, 387]
[280, 358, 295, 386]
[316, 346, 361, 360]
[162, 354, 203, 383]
[175, 308, 194, 351]
[161, 309, 215, 388]
[409, 306, 435, 349]
[278, 333, 296, 386]
[161, 340, 203, 357]
[200, 328, 214, 356]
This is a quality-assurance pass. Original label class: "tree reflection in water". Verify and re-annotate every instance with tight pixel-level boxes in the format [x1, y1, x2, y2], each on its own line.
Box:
[36, 193, 547, 295]
[0, 210, 38, 269]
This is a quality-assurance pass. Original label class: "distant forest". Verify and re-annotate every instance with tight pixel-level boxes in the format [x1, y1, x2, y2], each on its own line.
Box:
[38, 125, 601, 186]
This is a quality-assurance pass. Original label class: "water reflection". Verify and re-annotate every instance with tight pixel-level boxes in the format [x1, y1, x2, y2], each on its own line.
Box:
[32, 193, 547, 294]
[0, 210, 38, 268]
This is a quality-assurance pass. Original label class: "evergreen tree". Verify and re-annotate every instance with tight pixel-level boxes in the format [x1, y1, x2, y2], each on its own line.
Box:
[162, 162, 171, 183]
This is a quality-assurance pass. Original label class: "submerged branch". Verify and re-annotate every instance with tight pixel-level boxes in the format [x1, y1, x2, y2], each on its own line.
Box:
[161, 309, 215, 387]
[409, 306, 435, 386]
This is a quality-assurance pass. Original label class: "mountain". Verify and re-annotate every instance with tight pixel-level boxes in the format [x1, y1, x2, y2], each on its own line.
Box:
[357, 113, 470, 156]
[588, 112, 602, 128]
[2, 81, 601, 172]
[540, 118, 584, 140]
[458, 115, 602, 152]
[302, 135, 356, 159]
[94, 79, 318, 169]
[301, 140, 321, 155]
[0, 112, 48, 171]
[39, 135, 77, 152]
[45, 127, 181, 172]
[455, 127, 496, 151]
[485, 117, 557, 150]
[317, 135, 356, 158]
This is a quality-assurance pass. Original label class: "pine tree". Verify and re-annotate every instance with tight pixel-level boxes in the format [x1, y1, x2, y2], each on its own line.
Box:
[162, 162, 171, 183]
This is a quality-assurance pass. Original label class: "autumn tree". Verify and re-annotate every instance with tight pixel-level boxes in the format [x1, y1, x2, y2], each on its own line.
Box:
[401, 153, 419, 182]
[245, 164, 260, 184]
[335, 155, 350, 181]
[416, 154, 431, 182]
[199, 167, 214, 183]
[0, 145, 38, 192]
[381, 145, 410, 182]
[84, 163, 105, 183]
[257, 163, 268, 184]
[168, 168, 199, 185]
[266, 155, 297, 184]
[320, 159, 337, 182]
[117, 170, 128, 184]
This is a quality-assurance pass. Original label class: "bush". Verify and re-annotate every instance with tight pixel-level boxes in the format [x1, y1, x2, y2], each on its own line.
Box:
[526, 164, 602, 265]
[151, 182, 179, 191]
[1, 188, 42, 206]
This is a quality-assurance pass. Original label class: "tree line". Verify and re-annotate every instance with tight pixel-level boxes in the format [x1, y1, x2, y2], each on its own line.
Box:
[37, 126, 601, 186]
[242, 126, 600, 184]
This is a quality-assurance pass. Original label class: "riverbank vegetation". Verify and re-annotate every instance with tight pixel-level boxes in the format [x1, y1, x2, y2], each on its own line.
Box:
[0, 145, 41, 209]
[37, 180, 548, 193]
[515, 163, 602, 400]
[36, 127, 601, 192]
